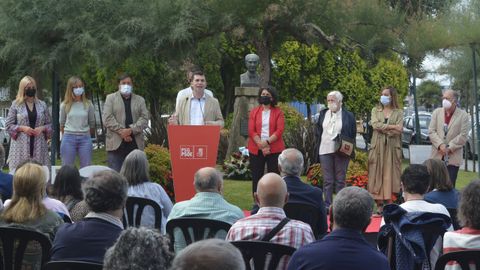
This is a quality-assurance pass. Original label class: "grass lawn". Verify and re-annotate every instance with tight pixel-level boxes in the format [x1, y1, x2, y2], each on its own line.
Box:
[66, 148, 480, 211]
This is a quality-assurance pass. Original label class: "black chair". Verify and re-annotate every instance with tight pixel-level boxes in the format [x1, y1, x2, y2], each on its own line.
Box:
[43, 260, 103, 270]
[434, 250, 480, 270]
[447, 208, 461, 230]
[0, 227, 52, 270]
[284, 202, 324, 239]
[231, 240, 296, 270]
[62, 214, 72, 224]
[166, 218, 231, 251]
[122, 196, 162, 230]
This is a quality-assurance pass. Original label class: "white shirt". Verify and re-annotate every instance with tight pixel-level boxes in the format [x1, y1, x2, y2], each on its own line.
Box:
[260, 110, 271, 140]
[189, 94, 206, 125]
[319, 108, 343, 155]
[176, 87, 213, 112]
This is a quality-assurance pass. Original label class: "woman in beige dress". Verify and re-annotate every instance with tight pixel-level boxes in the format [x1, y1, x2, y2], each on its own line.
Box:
[368, 86, 403, 214]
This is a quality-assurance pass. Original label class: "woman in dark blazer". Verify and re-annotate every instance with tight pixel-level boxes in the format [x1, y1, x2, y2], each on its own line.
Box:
[314, 91, 356, 208]
[248, 86, 285, 194]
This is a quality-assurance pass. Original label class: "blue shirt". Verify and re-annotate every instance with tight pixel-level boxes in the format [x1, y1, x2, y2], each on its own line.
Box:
[0, 171, 13, 200]
[288, 228, 390, 270]
[424, 189, 459, 209]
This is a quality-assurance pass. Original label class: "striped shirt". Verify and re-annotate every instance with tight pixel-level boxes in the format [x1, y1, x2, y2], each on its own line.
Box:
[443, 227, 480, 270]
[226, 207, 315, 270]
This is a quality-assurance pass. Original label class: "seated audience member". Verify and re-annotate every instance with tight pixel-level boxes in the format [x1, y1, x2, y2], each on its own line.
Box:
[443, 180, 480, 263]
[51, 170, 128, 264]
[381, 164, 453, 268]
[0, 144, 13, 200]
[120, 149, 173, 233]
[167, 167, 244, 251]
[170, 239, 245, 270]
[103, 227, 174, 270]
[278, 148, 327, 237]
[0, 163, 64, 270]
[51, 165, 89, 222]
[226, 173, 315, 270]
[423, 158, 459, 209]
[288, 186, 389, 270]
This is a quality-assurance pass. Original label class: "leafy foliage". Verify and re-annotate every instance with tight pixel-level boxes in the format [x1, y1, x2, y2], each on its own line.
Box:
[417, 80, 442, 110]
[144, 144, 175, 201]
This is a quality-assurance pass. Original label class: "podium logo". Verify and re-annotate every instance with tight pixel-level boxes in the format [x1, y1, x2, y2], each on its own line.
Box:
[180, 145, 208, 160]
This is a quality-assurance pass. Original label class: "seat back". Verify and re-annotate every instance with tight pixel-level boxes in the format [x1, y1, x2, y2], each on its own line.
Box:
[447, 208, 461, 230]
[166, 218, 231, 250]
[62, 214, 72, 224]
[231, 240, 296, 270]
[434, 250, 480, 270]
[0, 227, 52, 270]
[283, 203, 322, 238]
[44, 260, 103, 270]
[122, 196, 162, 230]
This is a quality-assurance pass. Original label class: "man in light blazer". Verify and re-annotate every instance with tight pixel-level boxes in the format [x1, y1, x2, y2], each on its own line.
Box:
[103, 74, 149, 172]
[428, 89, 469, 187]
[169, 70, 224, 127]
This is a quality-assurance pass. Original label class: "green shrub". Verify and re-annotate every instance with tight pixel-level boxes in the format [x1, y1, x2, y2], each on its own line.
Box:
[145, 144, 175, 202]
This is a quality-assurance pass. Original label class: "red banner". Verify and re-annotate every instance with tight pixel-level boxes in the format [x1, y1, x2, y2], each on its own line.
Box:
[168, 125, 220, 202]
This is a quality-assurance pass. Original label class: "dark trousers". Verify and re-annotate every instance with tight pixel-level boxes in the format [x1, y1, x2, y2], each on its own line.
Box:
[319, 152, 350, 207]
[107, 141, 138, 172]
[447, 165, 459, 188]
[249, 151, 280, 194]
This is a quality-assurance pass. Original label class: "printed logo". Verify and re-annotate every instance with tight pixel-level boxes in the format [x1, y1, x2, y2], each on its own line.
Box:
[180, 145, 208, 159]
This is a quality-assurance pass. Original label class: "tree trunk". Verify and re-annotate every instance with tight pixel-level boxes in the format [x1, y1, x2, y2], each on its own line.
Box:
[254, 38, 271, 87]
[220, 55, 235, 116]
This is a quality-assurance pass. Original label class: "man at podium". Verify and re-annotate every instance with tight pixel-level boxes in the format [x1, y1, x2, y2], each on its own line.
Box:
[169, 70, 224, 127]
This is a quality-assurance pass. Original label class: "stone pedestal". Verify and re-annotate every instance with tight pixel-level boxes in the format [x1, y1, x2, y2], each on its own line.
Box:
[226, 87, 259, 158]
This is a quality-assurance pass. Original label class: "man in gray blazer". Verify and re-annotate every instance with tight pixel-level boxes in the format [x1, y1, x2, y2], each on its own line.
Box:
[169, 70, 224, 127]
[428, 89, 469, 187]
[103, 74, 149, 172]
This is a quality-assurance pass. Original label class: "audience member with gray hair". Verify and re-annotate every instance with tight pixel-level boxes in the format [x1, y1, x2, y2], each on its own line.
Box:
[167, 167, 243, 251]
[51, 170, 128, 264]
[0, 144, 13, 200]
[103, 227, 174, 270]
[121, 149, 173, 233]
[227, 173, 314, 270]
[170, 238, 245, 270]
[314, 90, 356, 209]
[443, 180, 480, 256]
[288, 187, 389, 270]
[275, 148, 327, 237]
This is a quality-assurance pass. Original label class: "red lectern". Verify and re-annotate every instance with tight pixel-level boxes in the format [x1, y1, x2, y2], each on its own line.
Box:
[168, 125, 221, 202]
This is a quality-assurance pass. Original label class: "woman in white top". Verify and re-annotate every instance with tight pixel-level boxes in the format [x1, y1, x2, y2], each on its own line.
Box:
[60, 76, 95, 168]
[120, 149, 173, 234]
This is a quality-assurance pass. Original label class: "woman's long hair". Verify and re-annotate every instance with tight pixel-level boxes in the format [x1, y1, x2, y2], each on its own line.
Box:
[15, 76, 38, 104]
[1, 163, 47, 223]
[62, 76, 89, 113]
[52, 165, 84, 202]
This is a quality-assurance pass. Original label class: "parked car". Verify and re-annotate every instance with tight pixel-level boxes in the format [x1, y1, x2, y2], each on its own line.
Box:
[402, 112, 431, 146]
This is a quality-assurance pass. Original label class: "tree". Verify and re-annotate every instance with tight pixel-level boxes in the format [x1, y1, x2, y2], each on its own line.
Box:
[417, 80, 442, 110]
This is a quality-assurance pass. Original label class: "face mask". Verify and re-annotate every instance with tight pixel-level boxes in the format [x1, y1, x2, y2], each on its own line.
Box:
[73, 87, 84, 96]
[120, 84, 132, 95]
[258, 96, 272, 105]
[442, 99, 452, 109]
[380, 95, 390, 105]
[25, 88, 36, 97]
[328, 102, 338, 112]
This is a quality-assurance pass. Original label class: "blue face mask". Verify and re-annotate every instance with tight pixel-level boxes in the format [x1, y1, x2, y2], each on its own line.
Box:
[380, 95, 390, 105]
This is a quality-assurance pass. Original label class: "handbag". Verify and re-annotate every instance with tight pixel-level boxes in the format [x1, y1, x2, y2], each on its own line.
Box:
[334, 134, 355, 157]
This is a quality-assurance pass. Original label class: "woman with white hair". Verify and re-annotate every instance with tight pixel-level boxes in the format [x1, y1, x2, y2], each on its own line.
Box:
[120, 149, 173, 233]
[314, 91, 356, 209]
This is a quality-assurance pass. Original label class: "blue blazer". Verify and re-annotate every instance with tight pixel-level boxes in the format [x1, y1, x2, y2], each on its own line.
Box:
[314, 107, 356, 162]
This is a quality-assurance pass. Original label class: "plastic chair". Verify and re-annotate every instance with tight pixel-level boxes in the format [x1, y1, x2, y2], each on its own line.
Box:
[43, 260, 103, 270]
[231, 240, 297, 270]
[166, 218, 231, 250]
[0, 227, 52, 270]
[78, 165, 112, 179]
[122, 196, 162, 230]
[284, 202, 324, 239]
[434, 250, 480, 270]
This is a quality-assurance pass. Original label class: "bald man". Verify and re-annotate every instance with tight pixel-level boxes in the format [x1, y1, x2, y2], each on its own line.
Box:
[226, 173, 314, 270]
[428, 89, 469, 187]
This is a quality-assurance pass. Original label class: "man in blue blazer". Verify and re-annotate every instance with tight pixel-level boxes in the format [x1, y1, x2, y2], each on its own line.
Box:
[279, 148, 328, 238]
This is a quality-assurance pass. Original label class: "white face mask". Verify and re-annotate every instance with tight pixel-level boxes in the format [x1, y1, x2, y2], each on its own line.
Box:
[73, 87, 84, 97]
[442, 99, 452, 109]
[120, 84, 132, 95]
[328, 102, 338, 112]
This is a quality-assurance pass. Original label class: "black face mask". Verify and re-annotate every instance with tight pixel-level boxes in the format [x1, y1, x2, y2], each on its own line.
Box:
[258, 96, 272, 105]
[25, 88, 36, 97]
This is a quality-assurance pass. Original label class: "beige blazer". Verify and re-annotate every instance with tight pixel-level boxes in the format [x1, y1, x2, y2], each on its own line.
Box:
[176, 94, 224, 127]
[428, 107, 469, 166]
[103, 91, 149, 151]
